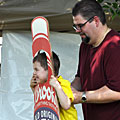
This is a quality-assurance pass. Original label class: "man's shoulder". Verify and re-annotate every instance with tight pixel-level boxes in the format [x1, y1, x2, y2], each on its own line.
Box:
[103, 30, 120, 48]
[107, 29, 120, 41]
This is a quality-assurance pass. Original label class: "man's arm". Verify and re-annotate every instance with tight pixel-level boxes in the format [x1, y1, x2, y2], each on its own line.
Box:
[50, 75, 71, 110]
[72, 85, 120, 104]
[71, 76, 81, 91]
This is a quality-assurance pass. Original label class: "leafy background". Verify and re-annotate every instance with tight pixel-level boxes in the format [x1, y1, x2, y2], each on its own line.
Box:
[97, 0, 120, 20]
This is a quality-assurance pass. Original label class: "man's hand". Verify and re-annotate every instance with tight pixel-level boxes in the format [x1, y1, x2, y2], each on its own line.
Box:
[71, 86, 82, 104]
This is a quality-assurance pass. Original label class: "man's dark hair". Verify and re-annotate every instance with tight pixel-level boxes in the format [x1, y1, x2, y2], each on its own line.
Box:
[72, 0, 106, 25]
[33, 51, 60, 77]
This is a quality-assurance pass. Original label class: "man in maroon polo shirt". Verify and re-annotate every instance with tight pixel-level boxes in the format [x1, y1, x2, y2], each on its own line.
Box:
[71, 0, 120, 120]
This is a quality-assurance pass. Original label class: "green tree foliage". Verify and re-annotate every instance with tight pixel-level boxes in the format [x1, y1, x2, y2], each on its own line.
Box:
[97, 0, 120, 19]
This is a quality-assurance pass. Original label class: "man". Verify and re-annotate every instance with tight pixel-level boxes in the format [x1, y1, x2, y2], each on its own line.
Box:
[71, 0, 120, 120]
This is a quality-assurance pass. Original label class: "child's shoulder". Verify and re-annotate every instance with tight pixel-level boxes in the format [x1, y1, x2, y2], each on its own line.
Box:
[57, 76, 71, 85]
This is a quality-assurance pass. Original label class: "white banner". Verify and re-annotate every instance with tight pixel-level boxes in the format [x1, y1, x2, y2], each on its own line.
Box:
[0, 30, 83, 120]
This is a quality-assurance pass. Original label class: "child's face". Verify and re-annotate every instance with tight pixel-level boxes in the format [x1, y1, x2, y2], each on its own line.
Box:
[33, 61, 48, 84]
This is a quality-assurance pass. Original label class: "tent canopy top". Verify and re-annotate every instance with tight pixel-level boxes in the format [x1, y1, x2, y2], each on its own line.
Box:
[0, 0, 120, 37]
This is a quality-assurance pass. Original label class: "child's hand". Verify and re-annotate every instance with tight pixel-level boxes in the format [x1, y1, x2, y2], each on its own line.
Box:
[49, 75, 60, 88]
[30, 75, 38, 93]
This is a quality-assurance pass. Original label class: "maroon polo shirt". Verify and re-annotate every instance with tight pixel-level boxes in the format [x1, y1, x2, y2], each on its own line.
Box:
[76, 30, 120, 120]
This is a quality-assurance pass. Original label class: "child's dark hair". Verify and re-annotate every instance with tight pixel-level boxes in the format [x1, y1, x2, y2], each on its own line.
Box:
[33, 51, 60, 77]
[52, 51, 60, 76]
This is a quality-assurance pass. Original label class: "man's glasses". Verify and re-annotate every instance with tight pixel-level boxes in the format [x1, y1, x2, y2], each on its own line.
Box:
[73, 16, 94, 31]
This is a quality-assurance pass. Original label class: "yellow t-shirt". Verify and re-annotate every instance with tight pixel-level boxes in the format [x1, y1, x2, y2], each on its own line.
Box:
[57, 76, 78, 120]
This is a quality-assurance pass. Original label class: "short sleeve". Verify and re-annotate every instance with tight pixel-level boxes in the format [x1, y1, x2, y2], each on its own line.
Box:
[57, 76, 74, 102]
[104, 40, 120, 92]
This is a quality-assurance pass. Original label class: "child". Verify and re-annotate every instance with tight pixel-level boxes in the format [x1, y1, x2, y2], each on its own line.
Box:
[30, 51, 78, 120]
